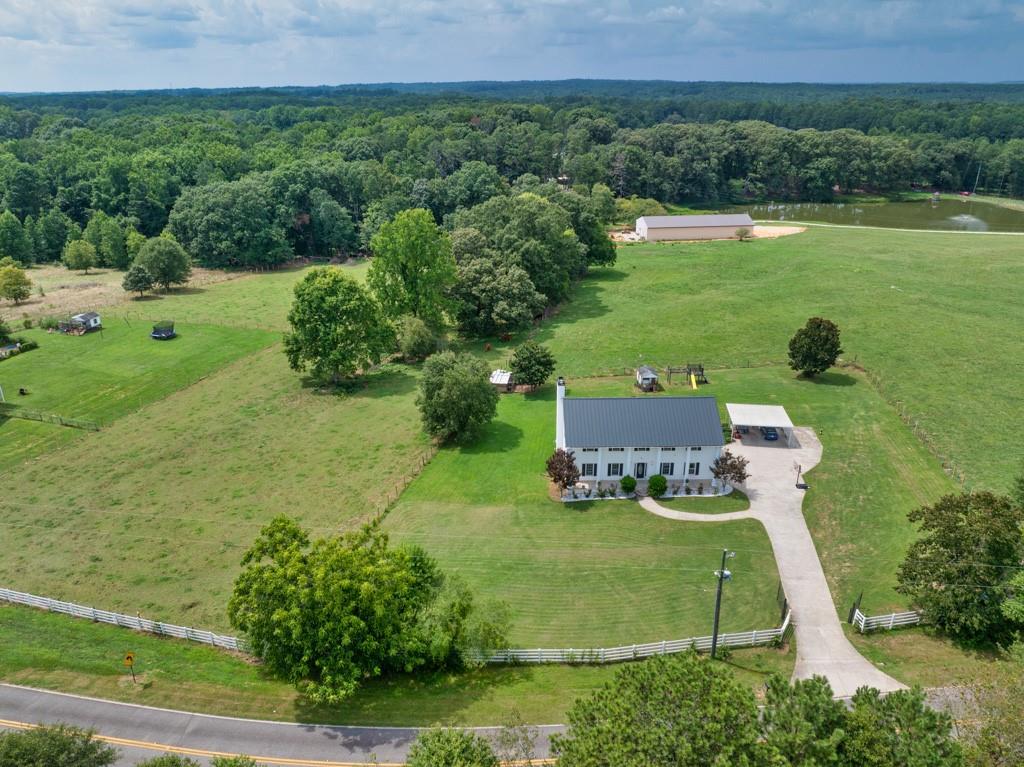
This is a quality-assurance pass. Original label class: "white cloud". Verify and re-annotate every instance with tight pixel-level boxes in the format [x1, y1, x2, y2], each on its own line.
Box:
[0, 0, 1020, 89]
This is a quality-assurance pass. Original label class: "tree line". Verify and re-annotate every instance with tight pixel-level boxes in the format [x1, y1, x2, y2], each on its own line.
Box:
[2, 84, 1024, 275]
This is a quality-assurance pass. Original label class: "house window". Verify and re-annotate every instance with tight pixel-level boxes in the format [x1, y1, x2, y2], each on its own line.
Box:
[607, 463, 623, 477]
[660, 462, 675, 476]
[661, 447, 676, 451]
[691, 446, 702, 451]
[608, 447, 625, 452]
[688, 462, 700, 476]
[633, 447, 650, 452]
[581, 448, 598, 453]
[581, 463, 598, 477]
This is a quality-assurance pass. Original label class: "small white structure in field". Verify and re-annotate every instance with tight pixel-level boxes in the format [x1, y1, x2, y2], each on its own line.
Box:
[555, 377, 724, 491]
[490, 369, 514, 393]
[636, 213, 754, 242]
[635, 365, 658, 391]
[72, 312, 102, 330]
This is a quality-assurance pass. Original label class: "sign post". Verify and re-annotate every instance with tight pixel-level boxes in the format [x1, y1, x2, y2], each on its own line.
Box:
[124, 652, 136, 683]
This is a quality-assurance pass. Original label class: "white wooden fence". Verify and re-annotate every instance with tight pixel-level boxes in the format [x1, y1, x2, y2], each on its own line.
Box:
[2, 585, 791, 665]
[852, 608, 922, 633]
[483, 610, 791, 664]
[0, 588, 246, 651]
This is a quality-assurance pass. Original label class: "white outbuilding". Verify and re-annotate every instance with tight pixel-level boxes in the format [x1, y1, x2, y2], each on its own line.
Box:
[636, 213, 755, 242]
[726, 403, 797, 447]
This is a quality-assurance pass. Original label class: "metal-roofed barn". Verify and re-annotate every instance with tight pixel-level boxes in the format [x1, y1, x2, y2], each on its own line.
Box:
[636, 213, 754, 242]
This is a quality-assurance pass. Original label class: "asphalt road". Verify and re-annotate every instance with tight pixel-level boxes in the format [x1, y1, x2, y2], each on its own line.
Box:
[0, 682, 974, 766]
[0, 684, 564, 765]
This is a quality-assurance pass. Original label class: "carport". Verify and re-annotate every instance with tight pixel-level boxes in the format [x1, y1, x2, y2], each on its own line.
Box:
[726, 403, 797, 447]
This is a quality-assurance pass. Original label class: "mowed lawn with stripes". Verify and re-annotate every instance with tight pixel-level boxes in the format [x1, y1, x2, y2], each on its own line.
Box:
[384, 381, 783, 648]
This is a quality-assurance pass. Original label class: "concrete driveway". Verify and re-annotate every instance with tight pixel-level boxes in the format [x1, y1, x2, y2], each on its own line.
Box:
[641, 426, 905, 697]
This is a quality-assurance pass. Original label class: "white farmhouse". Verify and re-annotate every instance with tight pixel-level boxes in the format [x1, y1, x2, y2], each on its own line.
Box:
[555, 377, 724, 487]
[635, 213, 754, 242]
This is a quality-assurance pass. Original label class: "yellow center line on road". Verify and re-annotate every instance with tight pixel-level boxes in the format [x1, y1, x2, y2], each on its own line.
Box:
[0, 718, 554, 766]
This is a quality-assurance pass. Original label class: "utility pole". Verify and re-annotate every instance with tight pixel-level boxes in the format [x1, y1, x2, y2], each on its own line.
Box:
[710, 549, 735, 659]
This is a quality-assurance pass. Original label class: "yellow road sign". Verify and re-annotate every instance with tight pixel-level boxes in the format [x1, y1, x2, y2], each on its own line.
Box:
[123, 652, 135, 667]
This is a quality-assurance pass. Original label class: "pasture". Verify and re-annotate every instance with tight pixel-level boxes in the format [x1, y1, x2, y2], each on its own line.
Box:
[0, 347, 430, 630]
[0, 223, 1019, 717]
[0, 321, 275, 472]
[538, 227, 1024, 494]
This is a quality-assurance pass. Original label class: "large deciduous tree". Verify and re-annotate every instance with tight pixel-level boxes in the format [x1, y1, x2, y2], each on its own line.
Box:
[417, 351, 498, 443]
[448, 227, 545, 336]
[62, 239, 97, 273]
[451, 193, 586, 304]
[133, 236, 192, 290]
[0, 210, 31, 265]
[369, 208, 455, 327]
[122, 263, 155, 298]
[228, 516, 506, 703]
[284, 267, 394, 384]
[509, 340, 555, 389]
[788, 317, 843, 377]
[169, 176, 291, 269]
[552, 652, 764, 767]
[897, 491, 1024, 644]
[0, 264, 31, 304]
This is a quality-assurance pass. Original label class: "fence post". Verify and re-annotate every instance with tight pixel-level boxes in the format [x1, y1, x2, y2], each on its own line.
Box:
[889, 612, 896, 629]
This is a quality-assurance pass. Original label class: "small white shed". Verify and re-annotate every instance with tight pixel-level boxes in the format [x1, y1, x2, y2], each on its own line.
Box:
[726, 403, 797, 447]
[490, 369, 514, 393]
[72, 312, 102, 330]
[635, 365, 659, 392]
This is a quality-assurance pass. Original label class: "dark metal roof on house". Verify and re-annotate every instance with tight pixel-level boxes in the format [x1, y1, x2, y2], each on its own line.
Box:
[638, 214, 754, 229]
[73, 312, 100, 321]
[562, 396, 723, 448]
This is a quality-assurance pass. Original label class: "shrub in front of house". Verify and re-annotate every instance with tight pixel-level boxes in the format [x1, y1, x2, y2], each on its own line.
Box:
[648, 474, 667, 498]
[620, 475, 637, 495]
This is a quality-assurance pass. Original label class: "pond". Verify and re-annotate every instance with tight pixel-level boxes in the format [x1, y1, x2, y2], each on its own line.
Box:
[734, 198, 1024, 233]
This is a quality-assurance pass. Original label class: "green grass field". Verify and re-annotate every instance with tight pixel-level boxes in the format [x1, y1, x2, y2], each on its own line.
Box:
[539, 227, 1023, 494]
[1, 223, 1020, 719]
[384, 380, 783, 647]
[0, 603, 794, 725]
[0, 347, 430, 630]
[0, 322, 275, 472]
[107, 262, 367, 330]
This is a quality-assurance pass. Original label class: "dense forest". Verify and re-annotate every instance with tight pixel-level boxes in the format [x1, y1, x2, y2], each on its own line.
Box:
[1, 81, 1022, 291]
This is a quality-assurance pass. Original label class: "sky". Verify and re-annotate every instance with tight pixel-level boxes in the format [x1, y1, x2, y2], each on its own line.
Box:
[0, 0, 1022, 92]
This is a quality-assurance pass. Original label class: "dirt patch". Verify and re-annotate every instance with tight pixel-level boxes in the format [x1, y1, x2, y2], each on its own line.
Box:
[2, 265, 249, 322]
[752, 225, 806, 239]
[609, 225, 805, 244]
